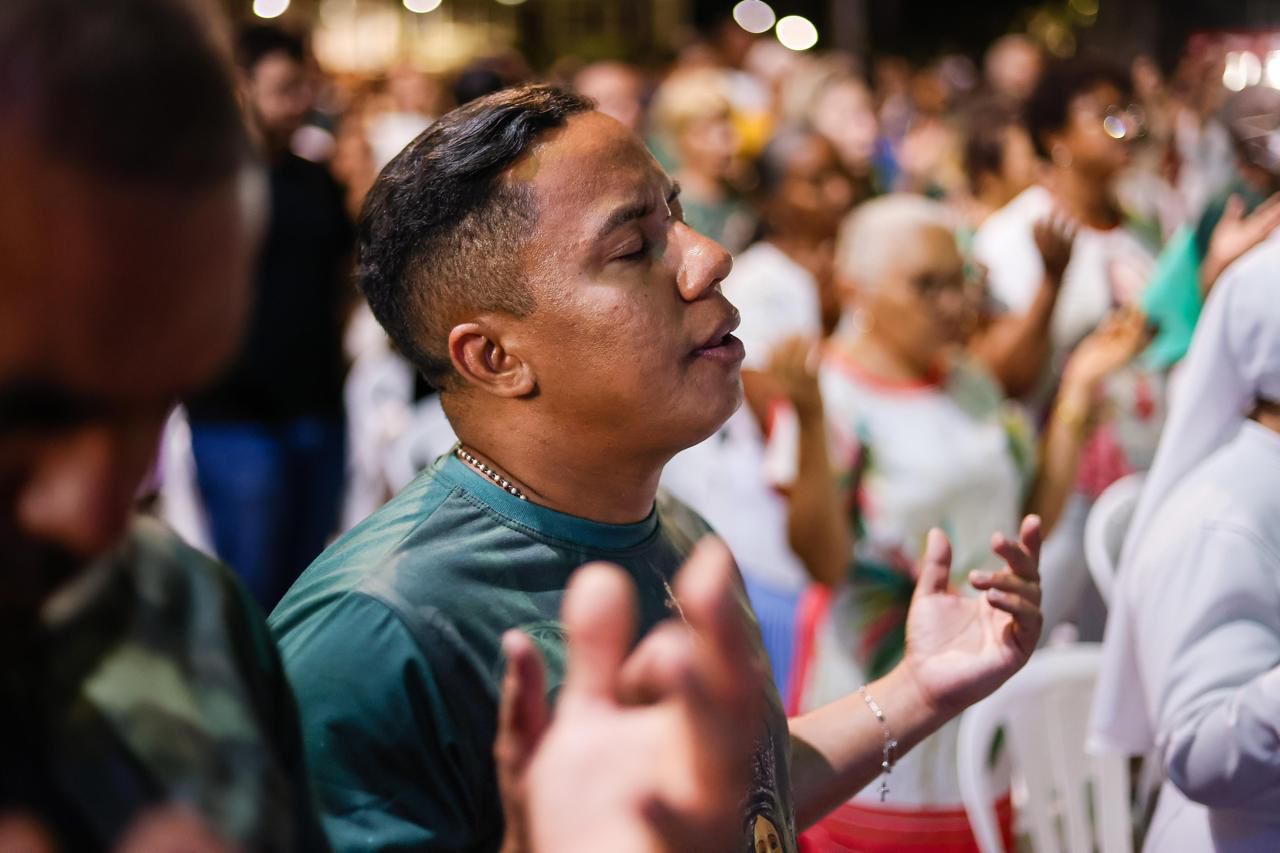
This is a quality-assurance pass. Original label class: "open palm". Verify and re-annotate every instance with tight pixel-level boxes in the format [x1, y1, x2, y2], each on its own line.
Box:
[903, 517, 1043, 716]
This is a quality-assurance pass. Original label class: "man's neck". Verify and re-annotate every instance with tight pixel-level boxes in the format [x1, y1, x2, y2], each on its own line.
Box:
[1253, 400, 1280, 435]
[1048, 169, 1119, 230]
[454, 416, 667, 525]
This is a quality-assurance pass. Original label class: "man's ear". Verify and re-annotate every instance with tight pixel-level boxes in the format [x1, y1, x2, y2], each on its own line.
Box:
[448, 321, 537, 398]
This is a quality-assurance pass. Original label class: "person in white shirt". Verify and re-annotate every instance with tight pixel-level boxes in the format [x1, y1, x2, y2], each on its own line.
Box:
[972, 59, 1167, 640]
[792, 194, 1146, 851]
[1090, 237, 1280, 852]
[665, 126, 854, 691]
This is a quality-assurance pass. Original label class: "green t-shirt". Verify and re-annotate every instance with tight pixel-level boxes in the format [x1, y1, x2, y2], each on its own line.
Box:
[270, 454, 797, 853]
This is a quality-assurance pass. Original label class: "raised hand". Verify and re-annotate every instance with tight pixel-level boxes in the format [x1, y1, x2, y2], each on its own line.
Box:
[767, 337, 824, 421]
[495, 538, 765, 853]
[901, 516, 1043, 717]
[1202, 193, 1280, 291]
[1033, 212, 1078, 286]
[1064, 306, 1153, 394]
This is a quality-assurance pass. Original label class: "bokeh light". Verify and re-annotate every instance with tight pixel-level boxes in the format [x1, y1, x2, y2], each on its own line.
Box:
[733, 0, 776, 35]
[775, 15, 818, 52]
[253, 0, 289, 19]
[403, 0, 442, 12]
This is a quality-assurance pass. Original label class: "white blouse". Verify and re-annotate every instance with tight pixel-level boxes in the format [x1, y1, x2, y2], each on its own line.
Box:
[1097, 421, 1280, 851]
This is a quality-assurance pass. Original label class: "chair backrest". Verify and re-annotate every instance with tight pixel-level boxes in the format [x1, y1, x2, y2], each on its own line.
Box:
[1083, 474, 1146, 607]
[957, 644, 1132, 853]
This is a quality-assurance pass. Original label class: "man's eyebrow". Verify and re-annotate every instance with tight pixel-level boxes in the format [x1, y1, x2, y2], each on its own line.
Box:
[594, 181, 683, 243]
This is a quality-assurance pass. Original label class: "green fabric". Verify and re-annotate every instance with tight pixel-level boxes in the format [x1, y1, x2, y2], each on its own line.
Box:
[1140, 226, 1204, 370]
[1142, 179, 1270, 370]
[0, 516, 326, 851]
[271, 454, 797, 853]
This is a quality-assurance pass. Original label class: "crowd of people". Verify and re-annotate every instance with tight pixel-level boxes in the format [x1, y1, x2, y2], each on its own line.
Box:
[5, 0, 1280, 850]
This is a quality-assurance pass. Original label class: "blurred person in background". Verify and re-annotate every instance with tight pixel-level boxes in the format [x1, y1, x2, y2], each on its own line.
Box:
[983, 33, 1043, 104]
[0, 0, 328, 846]
[791, 195, 1148, 851]
[1143, 86, 1280, 375]
[972, 58, 1166, 640]
[1092, 238, 1280, 852]
[572, 61, 648, 135]
[808, 71, 884, 200]
[367, 61, 441, 171]
[959, 97, 1040, 228]
[663, 125, 856, 691]
[1169, 49, 1235, 222]
[650, 68, 757, 252]
[186, 24, 354, 612]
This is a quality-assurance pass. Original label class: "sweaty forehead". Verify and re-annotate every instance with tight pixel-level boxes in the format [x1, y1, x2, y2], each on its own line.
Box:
[515, 112, 667, 252]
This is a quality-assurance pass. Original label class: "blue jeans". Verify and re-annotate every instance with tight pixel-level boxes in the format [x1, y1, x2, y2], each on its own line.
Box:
[190, 418, 346, 611]
[742, 576, 801, 699]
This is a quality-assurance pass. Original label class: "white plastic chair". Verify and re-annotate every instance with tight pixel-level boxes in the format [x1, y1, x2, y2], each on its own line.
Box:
[1083, 474, 1145, 607]
[957, 643, 1132, 853]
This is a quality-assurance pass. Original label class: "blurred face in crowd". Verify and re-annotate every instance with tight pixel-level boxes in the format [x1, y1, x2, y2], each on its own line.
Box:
[847, 223, 968, 376]
[0, 132, 258, 621]
[767, 133, 854, 239]
[1053, 82, 1133, 180]
[994, 125, 1038, 204]
[487, 110, 740, 457]
[986, 36, 1042, 102]
[811, 78, 879, 175]
[677, 109, 739, 182]
[574, 62, 646, 134]
[243, 49, 312, 147]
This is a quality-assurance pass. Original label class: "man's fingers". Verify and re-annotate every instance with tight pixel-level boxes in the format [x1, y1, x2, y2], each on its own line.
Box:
[914, 528, 952, 596]
[969, 569, 1041, 606]
[672, 538, 758, 687]
[497, 630, 549, 774]
[986, 590, 1043, 653]
[561, 562, 638, 702]
[616, 623, 697, 705]
[1221, 193, 1244, 223]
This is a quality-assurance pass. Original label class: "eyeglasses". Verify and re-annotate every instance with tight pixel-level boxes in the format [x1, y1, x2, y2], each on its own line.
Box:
[1100, 104, 1146, 140]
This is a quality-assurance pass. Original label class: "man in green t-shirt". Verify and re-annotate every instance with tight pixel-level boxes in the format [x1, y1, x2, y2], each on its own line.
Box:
[272, 85, 1045, 853]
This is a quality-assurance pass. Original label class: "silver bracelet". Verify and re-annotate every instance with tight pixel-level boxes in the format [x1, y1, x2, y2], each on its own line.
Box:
[859, 684, 898, 802]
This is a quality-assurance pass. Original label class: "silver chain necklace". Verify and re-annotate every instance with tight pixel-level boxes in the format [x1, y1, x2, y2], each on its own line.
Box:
[454, 443, 528, 501]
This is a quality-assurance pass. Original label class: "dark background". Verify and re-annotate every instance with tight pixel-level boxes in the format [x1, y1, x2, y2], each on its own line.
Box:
[692, 0, 1280, 68]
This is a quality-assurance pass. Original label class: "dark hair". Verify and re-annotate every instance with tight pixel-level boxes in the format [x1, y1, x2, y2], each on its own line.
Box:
[236, 23, 305, 74]
[0, 0, 249, 189]
[963, 97, 1024, 193]
[755, 124, 821, 197]
[358, 84, 593, 388]
[1024, 58, 1131, 158]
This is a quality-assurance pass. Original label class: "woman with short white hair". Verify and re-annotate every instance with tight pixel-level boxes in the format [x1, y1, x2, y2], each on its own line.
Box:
[790, 194, 1145, 851]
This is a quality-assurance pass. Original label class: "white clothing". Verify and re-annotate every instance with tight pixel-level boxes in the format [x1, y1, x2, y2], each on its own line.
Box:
[973, 185, 1157, 410]
[722, 241, 821, 370]
[1094, 423, 1280, 851]
[796, 354, 1031, 806]
[1121, 238, 1280, 569]
[661, 406, 809, 593]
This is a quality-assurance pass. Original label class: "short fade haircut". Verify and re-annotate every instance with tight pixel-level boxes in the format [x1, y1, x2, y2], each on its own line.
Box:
[0, 0, 249, 190]
[358, 84, 593, 388]
[1024, 58, 1131, 158]
[236, 23, 305, 75]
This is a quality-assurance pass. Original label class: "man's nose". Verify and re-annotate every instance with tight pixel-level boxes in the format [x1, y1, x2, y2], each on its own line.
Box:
[673, 222, 734, 302]
[16, 424, 157, 559]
